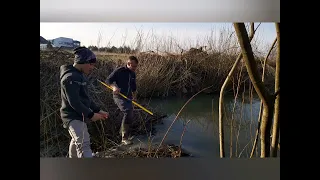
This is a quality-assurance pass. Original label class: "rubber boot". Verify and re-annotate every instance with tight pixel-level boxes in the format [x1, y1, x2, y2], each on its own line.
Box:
[121, 124, 132, 145]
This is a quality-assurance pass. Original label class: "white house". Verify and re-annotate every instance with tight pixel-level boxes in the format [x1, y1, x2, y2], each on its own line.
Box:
[48, 37, 81, 49]
[49, 37, 74, 48]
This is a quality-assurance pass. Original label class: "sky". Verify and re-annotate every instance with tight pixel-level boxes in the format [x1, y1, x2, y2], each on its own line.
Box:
[40, 22, 276, 53]
[40, 0, 280, 22]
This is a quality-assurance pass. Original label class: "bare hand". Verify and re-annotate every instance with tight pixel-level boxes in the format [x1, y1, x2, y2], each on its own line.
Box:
[98, 110, 109, 119]
[91, 113, 107, 121]
[112, 86, 120, 95]
[132, 92, 137, 101]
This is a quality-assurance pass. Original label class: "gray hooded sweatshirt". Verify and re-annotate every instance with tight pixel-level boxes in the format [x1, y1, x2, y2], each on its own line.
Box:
[59, 64, 100, 128]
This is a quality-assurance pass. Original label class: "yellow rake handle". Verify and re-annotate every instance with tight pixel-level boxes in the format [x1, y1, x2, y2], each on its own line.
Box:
[97, 79, 154, 116]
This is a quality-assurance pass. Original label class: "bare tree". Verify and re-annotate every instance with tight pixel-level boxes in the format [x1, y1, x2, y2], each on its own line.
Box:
[271, 23, 280, 157]
[134, 26, 144, 53]
[218, 22, 261, 158]
[250, 37, 277, 158]
[97, 30, 102, 51]
[233, 23, 275, 158]
[122, 29, 128, 48]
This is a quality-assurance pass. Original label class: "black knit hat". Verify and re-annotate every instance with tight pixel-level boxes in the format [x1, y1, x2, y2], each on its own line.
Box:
[73, 46, 97, 64]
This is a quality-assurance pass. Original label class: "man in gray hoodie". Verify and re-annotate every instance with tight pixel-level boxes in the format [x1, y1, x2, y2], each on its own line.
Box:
[60, 47, 109, 158]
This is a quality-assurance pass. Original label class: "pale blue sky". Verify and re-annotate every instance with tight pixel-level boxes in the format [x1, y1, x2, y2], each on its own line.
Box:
[40, 22, 276, 53]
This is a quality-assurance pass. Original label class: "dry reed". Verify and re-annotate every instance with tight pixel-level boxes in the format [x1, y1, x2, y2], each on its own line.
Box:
[40, 46, 275, 157]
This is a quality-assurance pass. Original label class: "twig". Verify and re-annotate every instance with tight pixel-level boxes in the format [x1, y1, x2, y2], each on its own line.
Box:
[153, 84, 214, 157]
[179, 120, 191, 153]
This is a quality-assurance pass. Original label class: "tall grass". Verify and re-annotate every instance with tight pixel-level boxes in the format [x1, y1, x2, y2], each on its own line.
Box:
[90, 50, 275, 99]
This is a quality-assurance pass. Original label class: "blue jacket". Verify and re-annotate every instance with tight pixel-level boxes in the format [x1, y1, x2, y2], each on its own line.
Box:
[106, 66, 137, 99]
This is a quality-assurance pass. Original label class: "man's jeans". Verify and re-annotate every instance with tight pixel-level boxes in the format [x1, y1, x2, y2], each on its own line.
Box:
[113, 95, 134, 139]
[67, 120, 93, 158]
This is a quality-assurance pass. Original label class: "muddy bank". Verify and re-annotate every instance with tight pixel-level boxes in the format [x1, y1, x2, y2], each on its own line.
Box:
[94, 142, 193, 158]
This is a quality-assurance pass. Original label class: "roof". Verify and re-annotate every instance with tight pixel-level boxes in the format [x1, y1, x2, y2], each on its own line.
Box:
[40, 36, 48, 44]
[55, 37, 73, 40]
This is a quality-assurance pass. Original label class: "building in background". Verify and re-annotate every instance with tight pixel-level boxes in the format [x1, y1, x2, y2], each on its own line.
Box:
[46, 37, 81, 49]
[73, 40, 81, 48]
[40, 36, 48, 50]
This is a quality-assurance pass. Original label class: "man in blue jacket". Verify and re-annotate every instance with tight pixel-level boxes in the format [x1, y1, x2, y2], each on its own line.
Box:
[106, 56, 138, 145]
[60, 47, 109, 158]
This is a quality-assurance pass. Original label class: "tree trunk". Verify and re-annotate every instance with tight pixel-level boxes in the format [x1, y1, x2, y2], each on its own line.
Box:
[233, 23, 274, 158]
[250, 37, 277, 158]
[271, 23, 280, 157]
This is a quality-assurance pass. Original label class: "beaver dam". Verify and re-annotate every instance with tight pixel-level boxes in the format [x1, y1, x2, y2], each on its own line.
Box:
[40, 49, 276, 158]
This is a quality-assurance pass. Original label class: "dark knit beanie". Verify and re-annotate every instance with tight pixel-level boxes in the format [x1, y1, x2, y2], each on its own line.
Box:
[73, 46, 97, 64]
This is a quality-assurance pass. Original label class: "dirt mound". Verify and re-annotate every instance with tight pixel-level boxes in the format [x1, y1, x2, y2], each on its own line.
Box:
[95, 143, 192, 158]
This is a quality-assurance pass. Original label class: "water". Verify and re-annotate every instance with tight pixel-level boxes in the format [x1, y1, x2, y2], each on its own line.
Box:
[136, 93, 279, 158]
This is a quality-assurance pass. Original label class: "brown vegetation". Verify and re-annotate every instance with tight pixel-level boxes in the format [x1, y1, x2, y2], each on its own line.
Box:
[95, 144, 191, 158]
[40, 40, 276, 157]
[40, 50, 166, 157]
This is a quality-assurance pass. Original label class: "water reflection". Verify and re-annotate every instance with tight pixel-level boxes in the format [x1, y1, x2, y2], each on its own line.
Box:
[139, 94, 278, 158]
